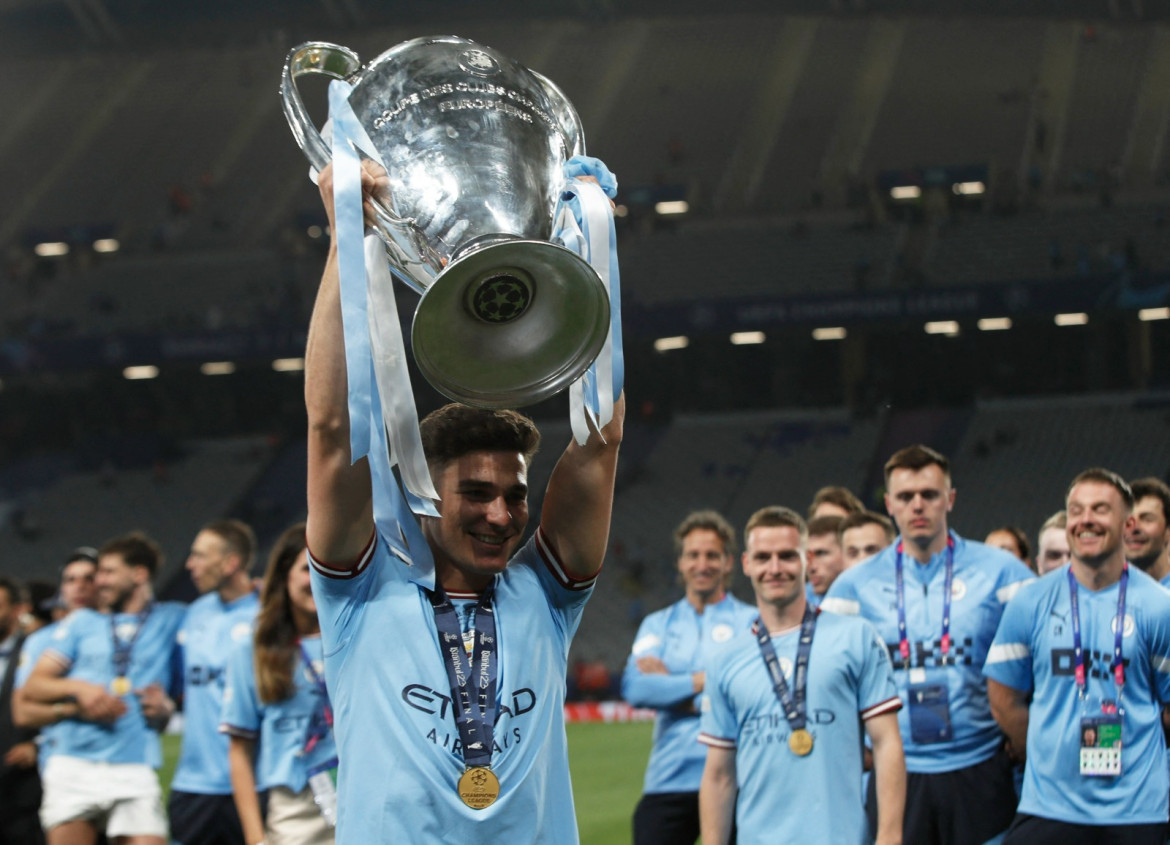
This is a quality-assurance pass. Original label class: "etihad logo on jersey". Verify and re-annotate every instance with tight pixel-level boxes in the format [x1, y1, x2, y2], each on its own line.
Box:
[403, 684, 537, 756]
[186, 665, 225, 687]
[741, 711, 836, 748]
[886, 637, 975, 669]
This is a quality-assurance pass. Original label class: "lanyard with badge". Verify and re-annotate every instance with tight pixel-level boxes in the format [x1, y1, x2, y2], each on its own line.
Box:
[754, 604, 818, 756]
[109, 603, 153, 696]
[299, 640, 339, 826]
[427, 582, 501, 810]
[1069, 564, 1127, 777]
[895, 537, 955, 744]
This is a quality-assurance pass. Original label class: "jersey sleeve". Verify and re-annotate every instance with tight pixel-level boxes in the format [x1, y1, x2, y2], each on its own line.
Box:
[995, 558, 1036, 607]
[854, 619, 902, 720]
[14, 628, 51, 688]
[620, 610, 698, 709]
[820, 568, 862, 616]
[308, 531, 381, 658]
[698, 650, 737, 749]
[42, 613, 83, 670]
[219, 638, 261, 738]
[515, 528, 595, 640]
[1144, 587, 1170, 705]
[982, 587, 1036, 693]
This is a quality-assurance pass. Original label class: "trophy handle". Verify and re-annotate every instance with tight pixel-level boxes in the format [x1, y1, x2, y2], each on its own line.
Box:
[281, 42, 363, 172]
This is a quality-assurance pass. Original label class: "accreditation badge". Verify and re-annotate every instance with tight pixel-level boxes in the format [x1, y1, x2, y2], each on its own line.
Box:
[307, 759, 339, 827]
[110, 676, 132, 696]
[458, 766, 500, 810]
[1079, 709, 1122, 777]
[907, 681, 953, 744]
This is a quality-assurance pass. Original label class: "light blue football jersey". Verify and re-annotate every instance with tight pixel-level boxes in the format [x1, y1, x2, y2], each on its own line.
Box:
[699, 611, 901, 845]
[42, 602, 186, 767]
[821, 531, 1034, 773]
[621, 593, 756, 794]
[171, 589, 259, 794]
[309, 527, 593, 845]
[220, 633, 336, 792]
[15, 622, 63, 771]
[983, 564, 1170, 825]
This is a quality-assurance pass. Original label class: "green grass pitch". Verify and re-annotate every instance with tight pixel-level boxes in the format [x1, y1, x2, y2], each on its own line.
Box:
[161, 720, 653, 845]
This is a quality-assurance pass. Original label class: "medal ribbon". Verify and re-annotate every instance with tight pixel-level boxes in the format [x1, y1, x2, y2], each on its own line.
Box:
[754, 604, 818, 732]
[109, 602, 153, 681]
[428, 584, 499, 769]
[895, 536, 956, 666]
[298, 640, 334, 756]
[1067, 563, 1128, 696]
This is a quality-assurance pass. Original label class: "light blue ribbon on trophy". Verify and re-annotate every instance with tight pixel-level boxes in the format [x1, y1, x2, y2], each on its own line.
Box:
[328, 78, 438, 585]
[552, 156, 625, 445]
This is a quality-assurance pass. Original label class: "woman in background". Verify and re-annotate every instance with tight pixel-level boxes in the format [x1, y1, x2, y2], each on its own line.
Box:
[221, 523, 336, 845]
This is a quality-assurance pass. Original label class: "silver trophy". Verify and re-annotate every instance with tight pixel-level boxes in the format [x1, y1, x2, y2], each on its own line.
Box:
[281, 36, 611, 408]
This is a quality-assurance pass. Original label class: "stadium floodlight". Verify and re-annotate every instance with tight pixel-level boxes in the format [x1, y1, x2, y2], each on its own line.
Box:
[924, 320, 960, 336]
[34, 242, 69, 257]
[654, 336, 689, 352]
[93, 238, 120, 253]
[812, 327, 847, 341]
[1054, 312, 1089, 326]
[1139, 307, 1170, 322]
[952, 181, 986, 196]
[123, 365, 159, 380]
[614, 204, 629, 218]
[889, 186, 921, 200]
[654, 200, 689, 216]
[730, 331, 765, 345]
[200, 361, 236, 376]
[307, 225, 323, 238]
[977, 317, 1012, 331]
[272, 357, 306, 372]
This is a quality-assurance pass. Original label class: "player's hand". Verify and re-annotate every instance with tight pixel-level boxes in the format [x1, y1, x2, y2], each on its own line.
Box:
[636, 656, 668, 675]
[573, 174, 617, 210]
[135, 683, 175, 724]
[318, 159, 392, 233]
[3, 741, 37, 769]
[75, 683, 127, 723]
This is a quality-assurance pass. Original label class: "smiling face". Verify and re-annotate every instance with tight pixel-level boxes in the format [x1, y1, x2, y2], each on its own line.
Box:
[422, 450, 530, 593]
[677, 528, 732, 605]
[885, 464, 955, 553]
[1067, 480, 1133, 569]
[742, 525, 805, 610]
[1124, 495, 1170, 570]
[96, 553, 144, 613]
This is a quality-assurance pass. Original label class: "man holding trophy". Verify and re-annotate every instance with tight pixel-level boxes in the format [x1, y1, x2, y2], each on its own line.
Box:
[286, 36, 625, 843]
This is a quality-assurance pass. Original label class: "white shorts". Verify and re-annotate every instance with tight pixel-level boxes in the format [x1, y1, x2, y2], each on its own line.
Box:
[266, 786, 334, 845]
[40, 755, 168, 838]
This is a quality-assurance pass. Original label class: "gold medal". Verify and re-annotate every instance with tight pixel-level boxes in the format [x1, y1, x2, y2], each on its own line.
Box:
[788, 728, 814, 756]
[457, 766, 500, 810]
[110, 676, 131, 696]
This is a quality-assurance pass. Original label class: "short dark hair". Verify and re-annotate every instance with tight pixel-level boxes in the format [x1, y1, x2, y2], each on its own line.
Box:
[839, 510, 896, 543]
[26, 579, 57, 625]
[807, 514, 844, 540]
[99, 531, 164, 578]
[1067, 468, 1134, 510]
[419, 404, 540, 471]
[807, 486, 864, 518]
[201, 519, 257, 573]
[1130, 477, 1170, 522]
[673, 510, 736, 558]
[987, 525, 1031, 561]
[744, 506, 807, 548]
[884, 444, 950, 483]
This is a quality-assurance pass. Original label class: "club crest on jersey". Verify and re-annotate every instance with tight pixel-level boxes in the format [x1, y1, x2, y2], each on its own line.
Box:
[711, 624, 734, 643]
[1110, 613, 1136, 638]
[115, 622, 139, 641]
[950, 578, 967, 601]
[231, 622, 251, 642]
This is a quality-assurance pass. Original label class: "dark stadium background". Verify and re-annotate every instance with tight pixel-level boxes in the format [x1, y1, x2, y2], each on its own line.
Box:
[1, 0, 1168, 696]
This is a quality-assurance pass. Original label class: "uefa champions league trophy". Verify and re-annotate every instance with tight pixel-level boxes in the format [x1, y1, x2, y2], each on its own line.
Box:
[281, 35, 612, 409]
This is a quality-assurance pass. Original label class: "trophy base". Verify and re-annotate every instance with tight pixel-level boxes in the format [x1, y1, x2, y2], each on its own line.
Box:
[412, 239, 610, 409]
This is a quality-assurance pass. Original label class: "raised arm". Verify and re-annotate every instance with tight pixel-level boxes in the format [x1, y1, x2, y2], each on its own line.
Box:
[987, 678, 1030, 762]
[539, 394, 624, 580]
[304, 162, 381, 566]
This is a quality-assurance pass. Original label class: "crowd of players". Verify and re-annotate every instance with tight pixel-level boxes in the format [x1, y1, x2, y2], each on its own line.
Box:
[0, 520, 336, 845]
[623, 445, 1170, 845]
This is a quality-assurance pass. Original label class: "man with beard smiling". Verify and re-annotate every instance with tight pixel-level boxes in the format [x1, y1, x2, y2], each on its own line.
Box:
[622, 510, 756, 845]
[822, 445, 1034, 845]
[304, 163, 624, 844]
[1123, 477, 1170, 586]
[985, 469, 1170, 843]
[21, 532, 186, 845]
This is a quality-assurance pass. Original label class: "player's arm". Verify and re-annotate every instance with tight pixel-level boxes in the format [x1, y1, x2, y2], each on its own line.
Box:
[987, 679, 1029, 762]
[20, 652, 126, 724]
[228, 735, 266, 845]
[304, 161, 381, 568]
[699, 745, 737, 845]
[538, 393, 625, 581]
[865, 711, 906, 845]
[10, 686, 80, 729]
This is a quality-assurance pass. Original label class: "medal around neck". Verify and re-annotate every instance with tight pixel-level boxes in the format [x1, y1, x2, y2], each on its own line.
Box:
[458, 766, 500, 809]
[110, 676, 132, 696]
[788, 728, 814, 756]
